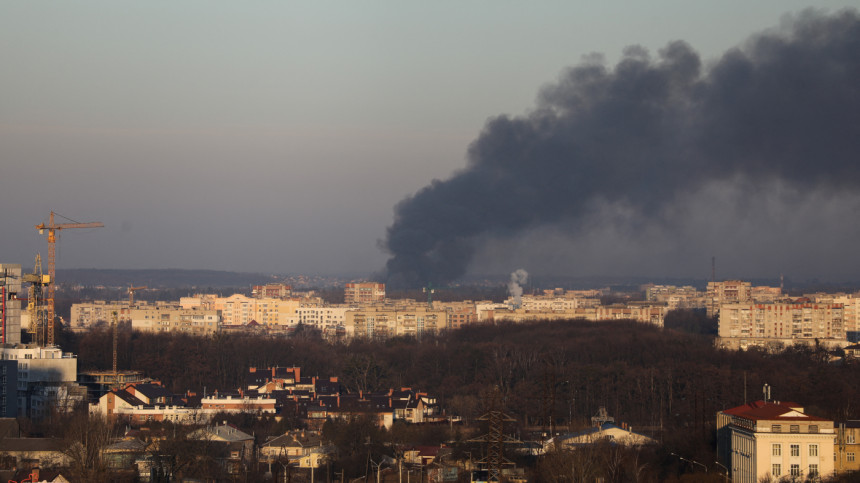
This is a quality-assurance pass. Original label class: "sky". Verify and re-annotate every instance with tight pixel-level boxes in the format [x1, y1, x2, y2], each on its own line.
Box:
[2, 1, 859, 283]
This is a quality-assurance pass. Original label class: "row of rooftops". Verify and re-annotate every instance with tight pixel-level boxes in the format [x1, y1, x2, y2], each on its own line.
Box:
[100, 366, 439, 420]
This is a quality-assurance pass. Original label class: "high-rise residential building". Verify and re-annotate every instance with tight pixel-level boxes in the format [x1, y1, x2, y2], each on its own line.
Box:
[717, 301, 845, 350]
[0, 345, 82, 419]
[344, 283, 385, 305]
[344, 304, 445, 339]
[0, 264, 22, 345]
[707, 280, 753, 317]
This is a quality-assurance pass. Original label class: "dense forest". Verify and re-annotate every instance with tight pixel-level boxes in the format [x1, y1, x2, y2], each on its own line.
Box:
[49, 310, 860, 480]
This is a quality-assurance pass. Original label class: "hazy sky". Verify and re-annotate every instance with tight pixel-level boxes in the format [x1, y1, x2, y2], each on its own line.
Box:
[2, 2, 859, 282]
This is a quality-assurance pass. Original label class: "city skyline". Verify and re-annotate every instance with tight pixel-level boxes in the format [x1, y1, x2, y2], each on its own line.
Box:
[2, 2, 860, 283]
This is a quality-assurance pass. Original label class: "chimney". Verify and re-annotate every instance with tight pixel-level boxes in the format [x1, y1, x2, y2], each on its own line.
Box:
[250, 367, 256, 373]
[337, 395, 340, 407]
[360, 390, 363, 399]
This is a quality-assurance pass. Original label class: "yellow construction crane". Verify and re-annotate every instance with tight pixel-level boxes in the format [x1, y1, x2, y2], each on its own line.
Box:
[111, 311, 119, 377]
[22, 255, 52, 346]
[35, 211, 103, 346]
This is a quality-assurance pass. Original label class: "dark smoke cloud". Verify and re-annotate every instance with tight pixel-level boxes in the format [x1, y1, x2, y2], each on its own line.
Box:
[383, 9, 860, 288]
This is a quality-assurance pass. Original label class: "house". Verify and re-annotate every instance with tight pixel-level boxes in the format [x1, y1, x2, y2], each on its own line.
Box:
[0, 438, 70, 472]
[716, 400, 835, 483]
[188, 422, 255, 477]
[260, 430, 334, 468]
[103, 437, 148, 470]
[550, 423, 656, 451]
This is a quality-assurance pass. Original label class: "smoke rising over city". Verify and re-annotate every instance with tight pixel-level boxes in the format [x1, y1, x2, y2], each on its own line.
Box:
[382, 9, 860, 288]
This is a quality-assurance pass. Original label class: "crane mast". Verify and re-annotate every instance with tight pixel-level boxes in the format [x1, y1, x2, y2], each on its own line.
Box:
[35, 211, 103, 346]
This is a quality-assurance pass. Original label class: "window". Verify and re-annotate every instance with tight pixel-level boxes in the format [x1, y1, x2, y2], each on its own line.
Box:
[810, 444, 818, 457]
[772, 424, 782, 432]
[848, 452, 855, 462]
[790, 425, 800, 433]
[790, 464, 800, 476]
[772, 464, 781, 477]
[809, 464, 818, 478]
[809, 425, 819, 433]
[791, 444, 800, 457]
[773, 444, 782, 456]
[848, 434, 856, 444]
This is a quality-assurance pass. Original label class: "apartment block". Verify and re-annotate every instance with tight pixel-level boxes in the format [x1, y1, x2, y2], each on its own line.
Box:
[344, 283, 385, 305]
[503, 293, 600, 312]
[344, 304, 446, 339]
[251, 283, 292, 299]
[492, 302, 668, 327]
[643, 284, 705, 310]
[707, 280, 753, 317]
[70, 301, 130, 328]
[0, 345, 81, 419]
[129, 307, 220, 334]
[717, 302, 846, 350]
[295, 305, 349, 331]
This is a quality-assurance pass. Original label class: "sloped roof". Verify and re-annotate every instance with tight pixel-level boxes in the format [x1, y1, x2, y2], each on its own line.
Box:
[722, 400, 825, 422]
[113, 390, 147, 407]
[131, 383, 174, 400]
[0, 437, 65, 453]
[192, 423, 254, 442]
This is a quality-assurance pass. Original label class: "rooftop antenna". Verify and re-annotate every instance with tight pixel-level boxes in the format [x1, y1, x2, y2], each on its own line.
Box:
[763, 383, 771, 403]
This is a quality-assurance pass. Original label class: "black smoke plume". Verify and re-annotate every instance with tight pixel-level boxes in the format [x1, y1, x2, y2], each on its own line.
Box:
[383, 9, 860, 288]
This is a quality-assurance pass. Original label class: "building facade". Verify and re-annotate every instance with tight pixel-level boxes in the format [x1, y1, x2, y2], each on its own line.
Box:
[717, 302, 846, 350]
[0, 264, 22, 345]
[717, 400, 834, 483]
[344, 283, 386, 305]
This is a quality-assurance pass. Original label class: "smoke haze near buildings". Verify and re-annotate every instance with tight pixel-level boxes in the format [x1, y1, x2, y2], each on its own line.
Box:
[382, 9, 860, 288]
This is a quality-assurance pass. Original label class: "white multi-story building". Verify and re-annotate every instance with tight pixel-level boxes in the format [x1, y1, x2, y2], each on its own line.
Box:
[0, 344, 81, 418]
[717, 400, 834, 483]
[295, 306, 349, 331]
[129, 308, 221, 334]
[70, 301, 129, 328]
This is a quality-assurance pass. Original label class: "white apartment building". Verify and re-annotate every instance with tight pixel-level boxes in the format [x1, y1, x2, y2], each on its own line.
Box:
[295, 305, 349, 331]
[717, 400, 834, 483]
[70, 301, 129, 328]
[717, 301, 846, 350]
[492, 303, 668, 327]
[0, 344, 81, 418]
[807, 293, 860, 339]
[130, 308, 221, 334]
[503, 294, 600, 312]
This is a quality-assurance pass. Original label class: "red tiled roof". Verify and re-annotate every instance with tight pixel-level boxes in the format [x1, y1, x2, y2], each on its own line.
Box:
[722, 400, 827, 422]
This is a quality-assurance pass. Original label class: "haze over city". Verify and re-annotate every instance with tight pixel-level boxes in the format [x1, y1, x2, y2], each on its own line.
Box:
[2, 2, 860, 285]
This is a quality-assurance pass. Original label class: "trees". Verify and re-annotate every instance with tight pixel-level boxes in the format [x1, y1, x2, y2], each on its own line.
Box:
[60, 410, 118, 481]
